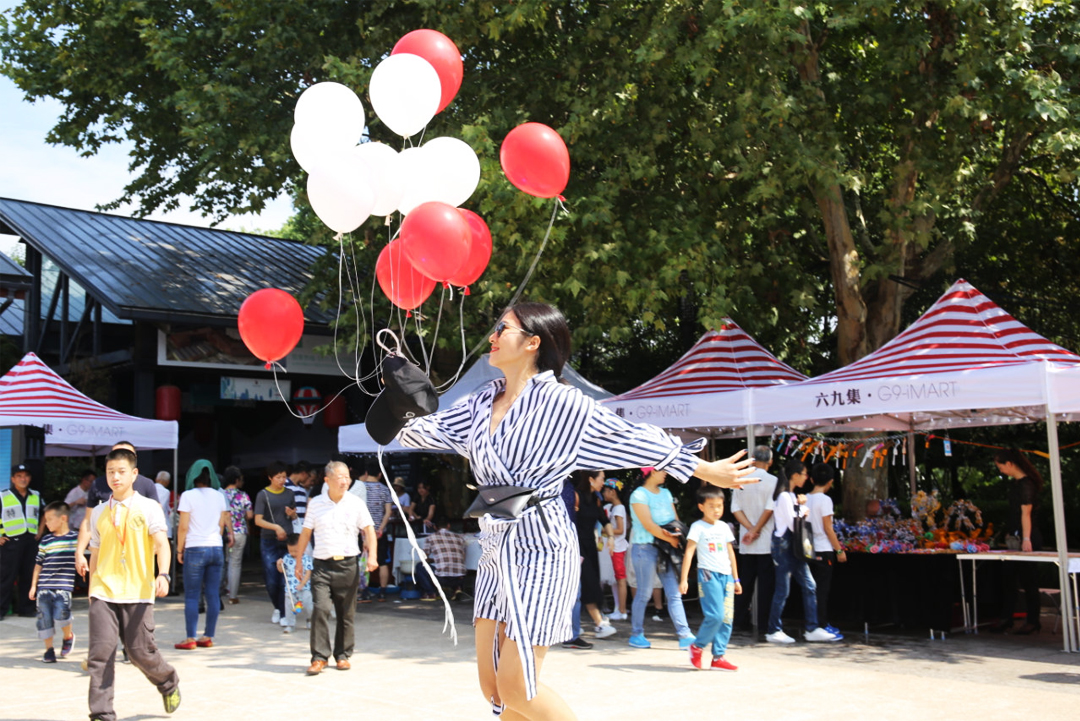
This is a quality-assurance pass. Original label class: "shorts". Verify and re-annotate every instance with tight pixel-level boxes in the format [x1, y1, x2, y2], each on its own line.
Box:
[36, 589, 73, 639]
[376, 533, 391, 566]
[611, 550, 627, 580]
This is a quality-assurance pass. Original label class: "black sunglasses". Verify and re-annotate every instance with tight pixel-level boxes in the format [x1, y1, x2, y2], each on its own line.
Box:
[494, 320, 532, 338]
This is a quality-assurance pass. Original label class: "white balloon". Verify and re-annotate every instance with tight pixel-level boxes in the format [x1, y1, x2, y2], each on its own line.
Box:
[369, 54, 441, 138]
[421, 136, 481, 208]
[396, 146, 434, 215]
[350, 142, 405, 217]
[306, 158, 376, 234]
[293, 82, 365, 149]
[290, 123, 340, 174]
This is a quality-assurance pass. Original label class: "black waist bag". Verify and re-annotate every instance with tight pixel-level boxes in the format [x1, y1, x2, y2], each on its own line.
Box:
[465, 484, 552, 532]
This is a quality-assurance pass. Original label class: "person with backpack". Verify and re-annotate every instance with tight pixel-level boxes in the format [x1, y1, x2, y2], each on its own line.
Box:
[765, 458, 839, 644]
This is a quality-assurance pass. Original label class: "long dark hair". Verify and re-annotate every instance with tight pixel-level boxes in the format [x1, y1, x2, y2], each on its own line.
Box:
[510, 302, 572, 379]
[774, 458, 807, 500]
[994, 448, 1044, 493]
[573, 469, 602, 507]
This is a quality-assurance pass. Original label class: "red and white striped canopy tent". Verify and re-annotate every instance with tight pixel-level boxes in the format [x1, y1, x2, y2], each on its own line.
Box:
[749, 279, 1080, 652]
[751, 279, 1080, 432]
[0, 352, 178, 455]
[600, 320, 807, 434]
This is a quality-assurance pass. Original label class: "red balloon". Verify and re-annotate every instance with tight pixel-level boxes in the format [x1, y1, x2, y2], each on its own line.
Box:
[447, 209, 493, 288]
[500, 122, 570, 198]
[391, 29, 463, 114]
[237, 289, 305, 363]
[400, 201, 472, 282]
[376, 240, 437, 310]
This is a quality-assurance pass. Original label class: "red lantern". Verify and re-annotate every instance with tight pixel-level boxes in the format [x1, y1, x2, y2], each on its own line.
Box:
[238, 289, 305, 366]
[400, 201, 471, 282]
[391, 29, 463, 113]
[447, 209, 493, 289]
[323, 394, 347, 429]
[155, 385, 182, 421]
[376, 240, 437, 310]
[500, 122, 570, 198]
[293, 386, 322, 426]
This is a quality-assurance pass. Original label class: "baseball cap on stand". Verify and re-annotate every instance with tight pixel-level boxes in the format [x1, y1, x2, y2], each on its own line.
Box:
[365, 354, 439, 445]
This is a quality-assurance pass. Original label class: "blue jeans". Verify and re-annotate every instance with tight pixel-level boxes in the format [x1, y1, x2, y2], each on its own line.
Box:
[572, 580, 582, 639]
[630, 543, 691, 638]
[767, 532, 819, 634]
[694, 570, 734, 656]
[261, 536, 287, 615]
[35, 589, 73, 639]
[183, 545, 224, 639]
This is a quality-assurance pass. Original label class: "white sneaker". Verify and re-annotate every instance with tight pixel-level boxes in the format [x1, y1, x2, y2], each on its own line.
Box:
[594, 623, 617, 639]
[608, 611, 627, 621]
[804, 627, 840, 643]
[282, 626, 292, 634]
[765, 630, 796, 644]
[271, 609, 281, 624]
[280, 616, 291, 627]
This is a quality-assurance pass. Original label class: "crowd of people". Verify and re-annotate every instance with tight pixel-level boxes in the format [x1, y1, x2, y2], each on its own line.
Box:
[0, 299, 1051, 721]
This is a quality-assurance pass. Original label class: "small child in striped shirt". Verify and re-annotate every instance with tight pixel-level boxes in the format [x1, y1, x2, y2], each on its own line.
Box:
[30, 501, 78, 663]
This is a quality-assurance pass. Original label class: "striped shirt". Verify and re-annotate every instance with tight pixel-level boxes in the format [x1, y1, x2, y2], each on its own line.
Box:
[285, 479, 308, 521]
[364, 481, 391, 527]
[302, 492, 374, 560]
[399, 370, 704, 699]
[35, 530, 78, 592]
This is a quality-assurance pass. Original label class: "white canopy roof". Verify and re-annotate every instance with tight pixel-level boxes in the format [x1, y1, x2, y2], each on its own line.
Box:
[0, 352, 178, 455]
[747, 280, 1080, 433]
[601, 320, 807, 435]
[338, 354, 612, 454]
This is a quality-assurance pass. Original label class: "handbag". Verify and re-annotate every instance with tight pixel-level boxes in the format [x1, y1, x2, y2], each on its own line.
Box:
[464, 484, 537, 521]
[791, 499, 815, 562]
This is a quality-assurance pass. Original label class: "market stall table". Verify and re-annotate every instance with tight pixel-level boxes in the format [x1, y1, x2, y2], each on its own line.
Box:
[393, 534, 481, 585]
[956, 551, 1080, 649]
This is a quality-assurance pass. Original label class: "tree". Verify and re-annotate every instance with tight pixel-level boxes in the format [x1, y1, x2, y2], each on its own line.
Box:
[4, 3, 1079, 507]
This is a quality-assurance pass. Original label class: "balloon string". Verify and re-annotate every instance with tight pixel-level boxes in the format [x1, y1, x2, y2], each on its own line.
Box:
[268, 361, 353, 422]
[433, 293, 469, 392]
[457, 197, 564, 366]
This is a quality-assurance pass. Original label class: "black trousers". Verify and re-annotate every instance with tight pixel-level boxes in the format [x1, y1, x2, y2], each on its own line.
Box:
[733, 552, 774, 631]
[0, 534, 38, 617]
[310, 557, 359, 662]
[808, 552, 837, 627]
[1001, 560, 1042, 628]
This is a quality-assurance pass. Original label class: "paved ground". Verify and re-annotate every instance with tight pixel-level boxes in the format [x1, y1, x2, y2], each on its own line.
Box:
[1, 579, 1079, 721]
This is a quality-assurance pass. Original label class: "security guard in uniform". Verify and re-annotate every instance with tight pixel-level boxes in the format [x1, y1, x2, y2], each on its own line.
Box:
[0, 463, 42, 617]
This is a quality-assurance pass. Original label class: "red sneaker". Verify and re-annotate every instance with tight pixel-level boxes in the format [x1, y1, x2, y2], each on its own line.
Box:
[711, 656, 738, 671]
[688, 643, 704, 669]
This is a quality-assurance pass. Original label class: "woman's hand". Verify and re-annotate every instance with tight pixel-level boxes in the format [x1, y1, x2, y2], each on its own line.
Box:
[661, 528, 681, 548]
[694, 451, 756, 489]
[679, 579, 689, 595]
[1021, 538, 1033, 552]
[275, 526, 287, 541]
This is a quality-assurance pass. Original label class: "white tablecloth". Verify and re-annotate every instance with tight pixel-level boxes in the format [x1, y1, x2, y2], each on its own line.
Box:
[393, 534, 481, 584]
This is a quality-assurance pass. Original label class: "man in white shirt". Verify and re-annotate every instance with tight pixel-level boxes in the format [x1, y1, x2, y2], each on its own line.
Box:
[294, 461, 377, 676]
[731, 445, 779, 634]
[64, 470, 96, 532]
[154, 472, 174, 538]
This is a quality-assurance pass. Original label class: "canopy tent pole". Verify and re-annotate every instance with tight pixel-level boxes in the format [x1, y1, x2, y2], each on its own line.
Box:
[907, 427, 917, 497]
[1044, 410, 1076, 652]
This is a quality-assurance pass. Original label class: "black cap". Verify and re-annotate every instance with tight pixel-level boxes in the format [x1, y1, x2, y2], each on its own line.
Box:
[11, 463, 29, 475]
[365, 355, 439, 445]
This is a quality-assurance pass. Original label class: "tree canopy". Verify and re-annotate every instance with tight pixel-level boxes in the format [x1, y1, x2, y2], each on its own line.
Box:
[2, 0, 1078, 380]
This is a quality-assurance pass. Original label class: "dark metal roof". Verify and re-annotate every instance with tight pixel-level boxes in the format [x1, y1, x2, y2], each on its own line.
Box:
[0, 249, 32, 299]
[0, 198, 332, 326]
[0, 250, 29, 279]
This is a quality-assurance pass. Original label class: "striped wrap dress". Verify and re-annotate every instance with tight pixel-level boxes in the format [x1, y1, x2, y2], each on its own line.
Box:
[398, 370, 705, 699]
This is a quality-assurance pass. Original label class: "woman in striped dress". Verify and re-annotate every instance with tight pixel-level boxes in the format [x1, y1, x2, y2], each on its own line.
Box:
[397, 302, 754, 720]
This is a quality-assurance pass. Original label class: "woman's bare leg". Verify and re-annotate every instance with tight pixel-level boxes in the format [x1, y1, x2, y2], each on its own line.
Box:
[475, 618, 502, 712]
[585, 603, 605, 627]
[616, 578, 628, 614]
[496, 637, 577, 720]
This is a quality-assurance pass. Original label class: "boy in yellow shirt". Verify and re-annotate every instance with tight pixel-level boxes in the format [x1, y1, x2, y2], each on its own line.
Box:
[87, 447, 180, 720]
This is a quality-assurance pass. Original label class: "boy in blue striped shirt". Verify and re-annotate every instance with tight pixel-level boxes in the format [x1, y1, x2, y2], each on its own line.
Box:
[30, 501, 78, 663]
